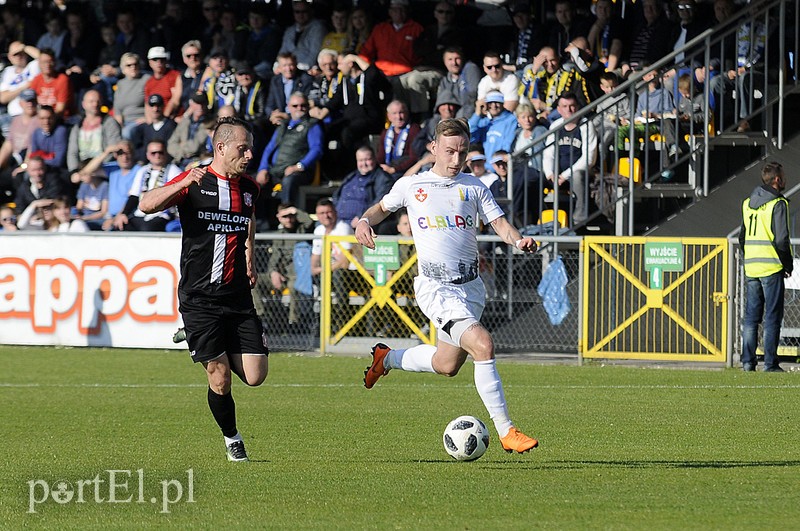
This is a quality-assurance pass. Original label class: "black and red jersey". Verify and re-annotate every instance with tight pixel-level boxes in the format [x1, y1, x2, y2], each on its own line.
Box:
[166, 166, 260, 299]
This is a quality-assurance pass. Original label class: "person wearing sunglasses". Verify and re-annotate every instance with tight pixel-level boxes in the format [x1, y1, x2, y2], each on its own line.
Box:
[114, 139, 180, 231]
[477, 52, 519, 114]
[256, 92, 322, 205]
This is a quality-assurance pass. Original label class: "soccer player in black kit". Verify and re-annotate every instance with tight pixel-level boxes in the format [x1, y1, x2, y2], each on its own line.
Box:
[139, 117, 268, 462]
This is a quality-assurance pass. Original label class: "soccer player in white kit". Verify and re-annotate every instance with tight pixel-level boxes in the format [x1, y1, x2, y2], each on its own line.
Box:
[355, 117, 539, 454]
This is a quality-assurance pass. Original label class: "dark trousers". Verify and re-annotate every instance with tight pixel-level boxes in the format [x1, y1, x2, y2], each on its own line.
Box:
[741, 271, 785, 369]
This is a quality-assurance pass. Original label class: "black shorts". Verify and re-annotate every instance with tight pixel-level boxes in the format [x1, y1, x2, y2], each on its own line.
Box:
[179, 293, 269, 363]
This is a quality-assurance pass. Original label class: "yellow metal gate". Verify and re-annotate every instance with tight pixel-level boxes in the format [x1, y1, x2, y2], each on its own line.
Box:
[581, 237, 728, 361]
[320, 235, 434, 353]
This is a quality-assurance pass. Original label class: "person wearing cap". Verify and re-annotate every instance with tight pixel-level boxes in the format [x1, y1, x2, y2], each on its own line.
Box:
[277, 1, 327, 72]
[476, 52, 520, 114]
[198, 47, 238, 110]
[144, 46, 182, 119]
[130, 94, 177, 163]
[465, 148, 498, 190]
[256, 92, 322, 205]
[436, 46, 480, 120]
[265, 52, 314, 127]
[468, 90, 518, 171]
[113, 52, 151, 140]
[0, 41, 41, 134]
[0, 89, 38, 185]
[167, 93, 212, 168]
[67, 89, 122, 182]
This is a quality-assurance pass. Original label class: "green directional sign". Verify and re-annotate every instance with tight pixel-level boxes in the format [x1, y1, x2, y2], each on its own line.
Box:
[364, 241, 400, 270]
[644, 242, 683, 290]
[644, 242, 683, 271]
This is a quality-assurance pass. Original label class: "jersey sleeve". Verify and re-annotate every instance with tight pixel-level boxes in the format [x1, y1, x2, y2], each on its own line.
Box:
[163, 169, 192, 208]
[477, 181, 505, 224]
[381, 176, 411, 212]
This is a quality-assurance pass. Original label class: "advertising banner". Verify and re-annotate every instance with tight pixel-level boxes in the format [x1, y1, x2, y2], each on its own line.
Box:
[0, 234, 183, 349]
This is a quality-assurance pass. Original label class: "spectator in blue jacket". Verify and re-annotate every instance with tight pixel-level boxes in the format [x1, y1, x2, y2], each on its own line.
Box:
[468, 90, 518, 172]
[256, 92, 323, 205]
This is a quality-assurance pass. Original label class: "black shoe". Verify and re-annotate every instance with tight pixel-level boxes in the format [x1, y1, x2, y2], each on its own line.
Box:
[764, 366, 785, 373]
[226, 440, 249, 462]
[742, 363, 756, 372]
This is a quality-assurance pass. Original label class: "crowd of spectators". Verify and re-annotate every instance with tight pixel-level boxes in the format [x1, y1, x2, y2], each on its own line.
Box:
[0, 0, 774, 236]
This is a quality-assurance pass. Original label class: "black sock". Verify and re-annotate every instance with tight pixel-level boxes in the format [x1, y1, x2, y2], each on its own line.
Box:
[207, 387, 237, 438]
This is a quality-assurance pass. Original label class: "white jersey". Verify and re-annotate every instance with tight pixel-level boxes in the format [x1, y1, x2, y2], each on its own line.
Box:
[382, 170, 504, 284]
[0, 60, 40, 116]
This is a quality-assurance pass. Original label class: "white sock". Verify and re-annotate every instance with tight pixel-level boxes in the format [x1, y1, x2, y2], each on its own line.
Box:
[224, 432, 242, 446]
[384, 344, 436, 373]
[473, 359, 513, 437]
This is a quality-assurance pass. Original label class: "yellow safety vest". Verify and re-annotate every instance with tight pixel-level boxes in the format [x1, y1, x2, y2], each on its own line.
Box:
[742, 196, 786, 277]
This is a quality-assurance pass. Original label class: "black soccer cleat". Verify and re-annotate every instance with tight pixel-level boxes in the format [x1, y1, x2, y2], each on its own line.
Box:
[226, 440, 249, 462]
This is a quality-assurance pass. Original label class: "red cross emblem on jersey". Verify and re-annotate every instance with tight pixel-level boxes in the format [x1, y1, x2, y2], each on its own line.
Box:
[414, 188, 428, 202]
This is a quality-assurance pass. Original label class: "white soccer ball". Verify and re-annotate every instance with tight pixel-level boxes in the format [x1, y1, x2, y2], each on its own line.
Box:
[443, 415, 490, 461]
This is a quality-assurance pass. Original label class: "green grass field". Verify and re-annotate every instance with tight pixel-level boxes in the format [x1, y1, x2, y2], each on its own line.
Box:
[1, 346, 799, 529]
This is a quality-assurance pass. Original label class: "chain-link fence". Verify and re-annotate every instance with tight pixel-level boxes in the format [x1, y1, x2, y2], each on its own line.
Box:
[252, 233, 582, 355]
[731, 239, 800, 365]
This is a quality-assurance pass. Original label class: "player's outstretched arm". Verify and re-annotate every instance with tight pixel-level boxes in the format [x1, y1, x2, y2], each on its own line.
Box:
[490, 216, 537, 252]
[139, 167, 204, 214]
[355, 201, 391, 250]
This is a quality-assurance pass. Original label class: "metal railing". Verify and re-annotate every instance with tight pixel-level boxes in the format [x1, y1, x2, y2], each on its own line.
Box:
[508, 0, 800, 237]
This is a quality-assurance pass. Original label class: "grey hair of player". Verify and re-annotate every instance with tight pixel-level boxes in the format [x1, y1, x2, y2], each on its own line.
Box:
[212, 116, 252, 146]
[434, 117, 470, 141]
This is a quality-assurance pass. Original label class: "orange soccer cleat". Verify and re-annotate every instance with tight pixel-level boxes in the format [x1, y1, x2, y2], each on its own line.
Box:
[500, 427, 539, 454]
[363, 343, 391, 389]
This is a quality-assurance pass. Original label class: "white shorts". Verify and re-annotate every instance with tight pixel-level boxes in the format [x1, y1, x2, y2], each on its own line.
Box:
[414, 275, 486, 346]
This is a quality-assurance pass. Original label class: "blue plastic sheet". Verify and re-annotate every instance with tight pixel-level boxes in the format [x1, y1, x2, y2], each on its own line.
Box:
[537, 255, 570, 325]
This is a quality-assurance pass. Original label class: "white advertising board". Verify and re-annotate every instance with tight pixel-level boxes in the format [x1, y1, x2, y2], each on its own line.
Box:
[0, 234, 184, 349]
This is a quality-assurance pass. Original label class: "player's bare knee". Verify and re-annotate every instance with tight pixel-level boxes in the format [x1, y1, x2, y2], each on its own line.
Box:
[471, 336, 495, 360]
[205, 363, 232, 393]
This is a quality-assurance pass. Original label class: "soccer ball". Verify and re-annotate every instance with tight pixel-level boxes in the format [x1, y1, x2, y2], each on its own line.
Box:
[443, 415, 490, 461]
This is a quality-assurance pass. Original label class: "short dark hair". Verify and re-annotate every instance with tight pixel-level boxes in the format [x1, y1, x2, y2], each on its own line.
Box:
[212, 116, 251, 145]
[435, 117, 470, 141]
[316, 198, 335, 209]
[761, 161, 784, 185]
[557, 92, 580, 106]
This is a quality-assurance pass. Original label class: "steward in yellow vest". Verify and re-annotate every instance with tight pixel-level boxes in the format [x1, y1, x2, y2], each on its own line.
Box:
[738, 161, 792, 372]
